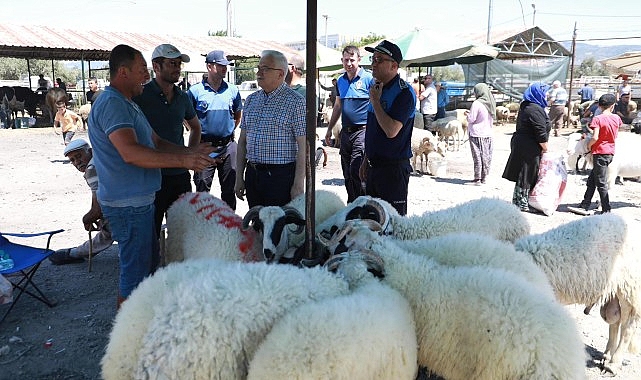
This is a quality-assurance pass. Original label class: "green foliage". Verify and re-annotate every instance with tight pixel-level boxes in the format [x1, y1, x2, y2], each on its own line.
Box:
[0, 57, 109, 87]
[209, 30, 227, 36]
[406, 66, 464, 82]
[234, 58, 259, 84]
[341, 33, 385, 48]
[573, 57, 610, 77]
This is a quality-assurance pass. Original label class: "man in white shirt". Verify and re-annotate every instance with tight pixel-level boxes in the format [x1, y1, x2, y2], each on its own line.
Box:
[419, 74, 437, 131]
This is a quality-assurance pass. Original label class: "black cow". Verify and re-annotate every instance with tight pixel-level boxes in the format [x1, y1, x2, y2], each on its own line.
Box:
[11, 86, 40, 117]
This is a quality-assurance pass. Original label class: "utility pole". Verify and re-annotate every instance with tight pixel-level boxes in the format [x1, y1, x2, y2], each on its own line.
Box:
[566, 22, 578, 128]
[322, 14, 329, 47]
[531, 1, 536, 27]
[226, 0, 233, 37]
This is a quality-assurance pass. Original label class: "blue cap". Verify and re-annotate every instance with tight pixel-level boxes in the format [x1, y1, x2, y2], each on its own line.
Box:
[365, 40, 403, 64]
[204, 50, 231, 65]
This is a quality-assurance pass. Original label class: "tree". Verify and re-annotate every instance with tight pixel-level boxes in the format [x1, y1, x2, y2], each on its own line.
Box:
[341, 33, 385, 49]
[573, 57, 610, 77]
[209, 30, 227, 36]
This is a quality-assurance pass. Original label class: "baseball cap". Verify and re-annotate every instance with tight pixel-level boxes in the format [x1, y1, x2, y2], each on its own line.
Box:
[151, 44, 190, 62]
[204, 50, 231, 65]
[598, 93, 616, 107]
[365, 40, 403, 64]
[64, 138, 90, 156]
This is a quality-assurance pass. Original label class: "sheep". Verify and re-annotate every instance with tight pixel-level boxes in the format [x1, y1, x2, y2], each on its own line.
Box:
[242, 190, 345, 264]
[77, 103, 91, 130]
[317, 196, 530, 244]
[165, 192, 262, 264]
[102, 258, 351, 380]
[248, 256, 418, 380]
[436, 118, 463, 151]
[504, 102, 520, 121]
[319, 220, 587, 380]
[443, 108, 469, 137]
[495, 105, 509, 125]
[410, 128, 444, 174]
[514, 213, 641, 374]
[567, 131, 641, 188]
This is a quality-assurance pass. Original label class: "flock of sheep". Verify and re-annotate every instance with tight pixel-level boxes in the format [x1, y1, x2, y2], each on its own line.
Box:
[100, 189, 640, 379]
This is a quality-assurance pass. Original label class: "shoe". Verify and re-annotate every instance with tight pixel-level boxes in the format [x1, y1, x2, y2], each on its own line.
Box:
[595, 210, 611, 215]
[519, 206, 530, 212]
[49, 248, 84, 265]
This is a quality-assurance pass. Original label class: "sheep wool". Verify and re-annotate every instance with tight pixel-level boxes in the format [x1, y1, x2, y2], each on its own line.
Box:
[123, 261, 350, 380]
[166, 192, 262, 264]
[248, 262, 418, 380]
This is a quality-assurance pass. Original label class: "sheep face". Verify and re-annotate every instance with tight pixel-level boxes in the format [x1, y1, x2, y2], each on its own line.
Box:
[317, 196, 398, 241]
[242, 206, 305, 263]
[318, 219, 383, 258]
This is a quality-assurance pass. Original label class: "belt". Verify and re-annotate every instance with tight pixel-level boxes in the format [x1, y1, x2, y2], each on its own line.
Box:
[345, 125, 366, 133]
[248, 161, 295, 170]
[201, 134, 233, 146]
[367, 158, 408, 168]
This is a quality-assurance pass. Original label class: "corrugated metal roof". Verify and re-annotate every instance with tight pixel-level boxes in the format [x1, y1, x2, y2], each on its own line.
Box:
[457, 27, 571, 59]
[0, 23, 297, 61]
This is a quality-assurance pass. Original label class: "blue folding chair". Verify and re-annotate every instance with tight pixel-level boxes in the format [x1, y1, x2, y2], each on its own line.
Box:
[0, 229, 64, 323]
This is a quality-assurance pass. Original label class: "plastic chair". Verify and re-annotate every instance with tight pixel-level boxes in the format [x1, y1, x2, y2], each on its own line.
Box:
[0, 229, 64, 323]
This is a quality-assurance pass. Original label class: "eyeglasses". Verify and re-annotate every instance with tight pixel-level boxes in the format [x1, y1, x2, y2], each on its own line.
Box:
[369, 55, 395, 64]
[256, 65, 283, 73]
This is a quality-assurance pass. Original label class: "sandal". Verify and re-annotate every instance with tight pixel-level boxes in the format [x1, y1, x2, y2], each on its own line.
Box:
[49, 248, 85, 265]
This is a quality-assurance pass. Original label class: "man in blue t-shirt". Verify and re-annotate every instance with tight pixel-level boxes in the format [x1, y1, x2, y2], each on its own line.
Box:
[578, 83, 594, 104]
[361, 40, 416, 216]
[188, 50, 243, 210]
[134, 44, 202, 236]
[89, 44, 215, 304]
[324, 45, 375, 203]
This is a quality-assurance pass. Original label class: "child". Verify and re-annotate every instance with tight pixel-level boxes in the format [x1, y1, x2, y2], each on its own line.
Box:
[570, 93, 621, 214]
[53, 101, 82, 145]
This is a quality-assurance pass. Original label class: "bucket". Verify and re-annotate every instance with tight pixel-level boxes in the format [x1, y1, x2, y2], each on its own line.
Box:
[428, 159, 447, 177]
[14, 117, 30, 129]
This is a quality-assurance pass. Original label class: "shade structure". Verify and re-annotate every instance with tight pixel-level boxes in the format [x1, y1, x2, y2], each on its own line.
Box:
[600, 51, 641, 72]
[390, 29, 499, 67]
[300, 42, 343, 71]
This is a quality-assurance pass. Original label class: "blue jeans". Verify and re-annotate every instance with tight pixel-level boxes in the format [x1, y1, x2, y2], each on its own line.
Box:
[101, 203, 159, 298]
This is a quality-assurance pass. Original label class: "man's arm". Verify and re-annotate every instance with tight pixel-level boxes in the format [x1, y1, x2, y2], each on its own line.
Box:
[324, 97, 342, 145]
[184, 116, 202, 148]
[291, 135, 306, 200]
[234, 128, 248, 200]
[82, 192, 102, 231]
[369, 83, 403, 138]
[108, 128, 214, 171]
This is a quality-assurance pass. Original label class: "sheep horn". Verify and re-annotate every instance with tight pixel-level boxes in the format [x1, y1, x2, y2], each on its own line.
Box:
[364, 199, 389, 230]
[282, 206, 305, 234]
[242, 206, 263, 230]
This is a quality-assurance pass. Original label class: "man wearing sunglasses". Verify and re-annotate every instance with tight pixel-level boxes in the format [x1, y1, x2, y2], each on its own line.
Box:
[361, 40, 416, 216]
[188, 50, 243, 210]
[134, 44, 202, 236]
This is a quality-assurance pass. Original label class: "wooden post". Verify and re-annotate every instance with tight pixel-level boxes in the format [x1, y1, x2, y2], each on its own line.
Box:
[305, 0, 318, 260]
[566, 22, 578, 128]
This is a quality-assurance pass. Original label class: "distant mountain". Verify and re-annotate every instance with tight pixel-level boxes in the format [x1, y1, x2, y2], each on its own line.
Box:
[562, 42, 641, 63]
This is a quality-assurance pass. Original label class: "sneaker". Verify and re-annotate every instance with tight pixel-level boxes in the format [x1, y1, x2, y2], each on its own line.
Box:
[49, 249, 84, 265]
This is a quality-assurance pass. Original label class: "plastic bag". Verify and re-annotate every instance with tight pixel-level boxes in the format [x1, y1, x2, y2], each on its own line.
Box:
[529, 152, 567, 216]
[0, 274, 12, 305]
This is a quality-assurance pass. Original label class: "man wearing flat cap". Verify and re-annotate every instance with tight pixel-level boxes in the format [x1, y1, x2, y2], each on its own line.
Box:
[188, 50, 242, 210]
[360, 40, 416, 216]
[134, 43, 202, 236]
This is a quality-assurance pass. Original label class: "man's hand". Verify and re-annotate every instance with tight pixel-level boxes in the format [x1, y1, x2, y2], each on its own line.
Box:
[325, 128, 333, 147]
[234, 178, 246, 201]
[369, 81, 383, 103]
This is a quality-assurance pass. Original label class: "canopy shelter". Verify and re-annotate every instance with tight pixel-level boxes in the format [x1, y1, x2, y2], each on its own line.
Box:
[392, 28, 499, 67]
[600, 51, 641, 72]
[302, 42, 343, 71]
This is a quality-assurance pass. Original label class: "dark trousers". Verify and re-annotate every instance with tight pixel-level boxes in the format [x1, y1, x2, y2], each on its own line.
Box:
[582, 154, 613, 212]
[339, 128, 366, 203]
[245, 162, 295, 208]
[154, 172, 192, 235]
[365, 160, 411, 216]
[423, 113, 436, 131]
[193, 154, 236, 210]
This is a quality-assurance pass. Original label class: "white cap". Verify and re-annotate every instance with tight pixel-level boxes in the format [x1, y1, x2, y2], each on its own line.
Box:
[151, 44, 190, 62]
[63, 138, 90, 156]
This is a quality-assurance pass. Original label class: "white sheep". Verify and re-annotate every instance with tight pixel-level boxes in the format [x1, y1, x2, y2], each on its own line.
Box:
[410, 128, 444, 174]
[317, 196, 530, 243]
[165, 192, 262, 264]
[248, 257, 418, 380]
[437, 118, 463, 151]
[444, 108, 469, 139]
[495, 105, 509, 125]
[319, 220, 587, 380]
[242, 190, 345, 263]
[504, 101, 520, 122]
[567, 131, 641, 187]
[102, 258, 350, 380]
[514, 213, 641, 373]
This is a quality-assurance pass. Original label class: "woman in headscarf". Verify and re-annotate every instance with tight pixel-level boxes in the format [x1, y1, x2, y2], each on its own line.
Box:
[466, 83, 496, 185]
[502, 82, 551, 212]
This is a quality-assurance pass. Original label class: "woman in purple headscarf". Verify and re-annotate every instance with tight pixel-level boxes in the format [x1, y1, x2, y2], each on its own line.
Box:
[502, 82, 551, 212]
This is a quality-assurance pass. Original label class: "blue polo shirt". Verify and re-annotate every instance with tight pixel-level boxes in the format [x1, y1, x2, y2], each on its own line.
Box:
[365, 75, 416, 161]
[88, 86, 160, 207]
[133, 79, 197, 176]
[336, 67, 374, 127]
[187, 79, 242, 138]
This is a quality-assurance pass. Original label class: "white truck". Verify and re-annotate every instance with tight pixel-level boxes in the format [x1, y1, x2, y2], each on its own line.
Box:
[239, 80, 260, 103]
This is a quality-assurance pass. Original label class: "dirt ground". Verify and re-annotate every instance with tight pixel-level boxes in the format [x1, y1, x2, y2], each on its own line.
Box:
[0, 122, 640, 379]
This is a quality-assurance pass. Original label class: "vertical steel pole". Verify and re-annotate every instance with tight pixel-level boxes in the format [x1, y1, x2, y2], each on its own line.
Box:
[305, 0, 318, 260]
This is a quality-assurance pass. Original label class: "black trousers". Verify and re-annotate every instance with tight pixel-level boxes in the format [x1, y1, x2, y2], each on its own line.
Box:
[193, 153, 236, 210]
[154, 172, 192, 235]
[365, 160, 411, 216]
[245, 162, 296, 208]
[582, 154, 613, 212]
[339, 127, 366, 203]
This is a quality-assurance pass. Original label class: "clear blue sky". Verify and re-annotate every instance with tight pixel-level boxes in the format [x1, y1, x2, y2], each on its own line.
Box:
[2, 0, 640, 46]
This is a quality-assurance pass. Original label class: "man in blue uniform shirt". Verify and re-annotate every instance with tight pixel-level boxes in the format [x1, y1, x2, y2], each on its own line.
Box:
[361, 40, 416, 216]
[324, 45, 374, 203]
[188, 50, 242, 210]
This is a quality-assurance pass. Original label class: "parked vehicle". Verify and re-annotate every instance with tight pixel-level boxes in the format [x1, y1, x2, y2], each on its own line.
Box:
[239, 80, 260, 103]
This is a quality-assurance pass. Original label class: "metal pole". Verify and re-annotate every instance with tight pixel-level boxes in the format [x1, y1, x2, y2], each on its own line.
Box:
[305, 0, 318, 260]
[484, 0, 492, 83]
[567, 22, 578, 128]
[226, 0, 233, 37]
[322, 14, 328, 47]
